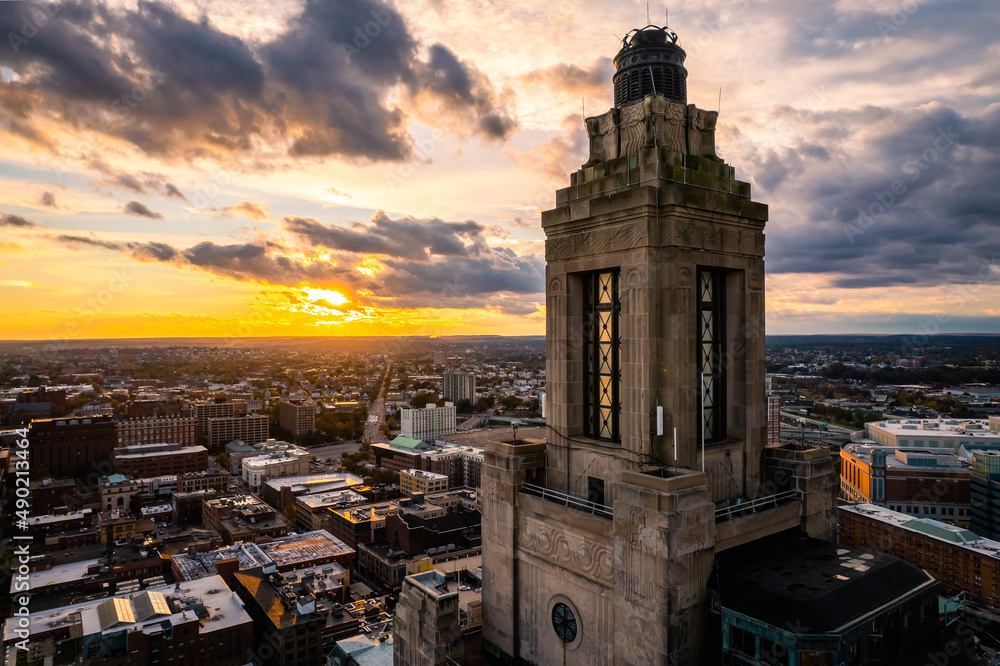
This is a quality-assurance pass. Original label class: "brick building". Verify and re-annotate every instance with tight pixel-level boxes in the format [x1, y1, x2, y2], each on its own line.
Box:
[840, 445, 970, 521]
[112, 442, 208, 477]
[0, 577, 253, 666]
[115, 415, 197, 447]
[206, 414, 269, 448]
[279, 399, 316, 436]
[28, 478, 80, 515]
[28, 415, 117, 476]
[840, 503, 1000, 612]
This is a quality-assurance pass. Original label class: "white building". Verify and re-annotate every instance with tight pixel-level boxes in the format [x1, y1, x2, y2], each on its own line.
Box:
[241, 445, 311, 492]
[863, 418, 1000, 450]
[401, 403, 456, 441]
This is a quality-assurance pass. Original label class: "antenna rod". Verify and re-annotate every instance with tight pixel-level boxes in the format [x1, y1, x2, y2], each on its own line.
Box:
[718, 87, 722, 114]
[647, 3, 650, 25]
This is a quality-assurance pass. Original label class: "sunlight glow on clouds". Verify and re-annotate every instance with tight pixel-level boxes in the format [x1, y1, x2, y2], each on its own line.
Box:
[0, 0, 998, 338]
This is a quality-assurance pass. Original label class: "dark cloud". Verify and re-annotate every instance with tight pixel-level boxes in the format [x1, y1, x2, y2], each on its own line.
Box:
[0, 212, 38, 228]
[55, 233, 360, 288]
[0, 0, 516, 165]
[124, 200, 163, 219]
[410, 44, 517, 140]
[285, 210, 490, 261]
[734, 102, 1000, 289]
[50, 207, 544, 305]
[39, 191, 58, 208]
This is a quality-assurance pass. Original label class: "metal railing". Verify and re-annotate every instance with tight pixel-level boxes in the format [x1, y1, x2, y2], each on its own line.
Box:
[521, 482, 613, 519]
[715, 489, 801, 522]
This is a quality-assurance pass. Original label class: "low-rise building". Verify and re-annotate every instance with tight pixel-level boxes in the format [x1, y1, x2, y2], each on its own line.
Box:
[100, 474, 139, 513]
[400, 469, 449, 496]
[260, 472, 366, 510]
[710, 530, 939, 665]
[1, 576, 252, 666]
[839, 445, 970, 521]
[864, 417, 1000, 450]
[242, 445, 311, 492]
[29, 478, 80, 515]
[203, 494, 293, 544]
[840, 503, 1000, 612]
[112, 442, 208, 477]
[177, 469, 229, 494]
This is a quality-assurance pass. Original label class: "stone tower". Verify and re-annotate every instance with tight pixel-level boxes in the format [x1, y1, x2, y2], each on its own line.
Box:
[480, 25, 837, 666]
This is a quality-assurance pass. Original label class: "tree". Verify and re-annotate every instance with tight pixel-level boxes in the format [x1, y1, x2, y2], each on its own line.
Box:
[284, 503, 297, 524]
[455, 398, 473, 414]
[410, 392, 433, 408]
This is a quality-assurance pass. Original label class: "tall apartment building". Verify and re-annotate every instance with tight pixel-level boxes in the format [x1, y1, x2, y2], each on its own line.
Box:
[766, 395, 781, 447]
[28, 415, 117, 476]
[279, 399, 316, 436]
[206, 413, 269, 448]
[401, 403, 456, 441]
[112, 442, 209, 477]
[115, 415, 197, 447]
[191, 399, 235, 432]
[442, 370, 476, 403]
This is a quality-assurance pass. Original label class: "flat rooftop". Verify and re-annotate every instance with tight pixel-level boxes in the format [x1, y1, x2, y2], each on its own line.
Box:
[713, 530, 937, 634]
[2, 575, 250, 643]
[11, 558, 102, 594]
[171, 541, 271, 581]
[296, 489, 369, 510]
[262, 472, 364, 494]
[842, 504, 1000, 558]
[869, 418, 997, 439]
[258, 530, 354, 567]
[403, 469, 448, 481]
[841, 444, 967, 471]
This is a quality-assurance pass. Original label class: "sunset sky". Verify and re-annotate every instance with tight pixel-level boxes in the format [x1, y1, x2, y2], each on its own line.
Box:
[1, 0, 998, 340]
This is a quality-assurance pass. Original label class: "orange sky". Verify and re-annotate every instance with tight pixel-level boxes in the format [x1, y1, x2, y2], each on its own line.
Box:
[1, 0, 998, 339]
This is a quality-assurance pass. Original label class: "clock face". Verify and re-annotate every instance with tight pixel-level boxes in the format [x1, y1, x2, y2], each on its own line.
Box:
[552, 602, 578, 643]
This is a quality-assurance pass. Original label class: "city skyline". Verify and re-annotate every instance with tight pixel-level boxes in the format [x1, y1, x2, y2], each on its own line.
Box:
[1, 0, 998, 340]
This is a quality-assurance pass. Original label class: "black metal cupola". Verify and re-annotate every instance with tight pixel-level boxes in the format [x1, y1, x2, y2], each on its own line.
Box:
[612, 24, 688, 107]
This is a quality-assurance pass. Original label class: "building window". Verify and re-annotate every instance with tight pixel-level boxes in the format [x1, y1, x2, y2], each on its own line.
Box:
[583, 270, 621, 442]
[552, 602, 578, 643]
[698, 268, 726, 444]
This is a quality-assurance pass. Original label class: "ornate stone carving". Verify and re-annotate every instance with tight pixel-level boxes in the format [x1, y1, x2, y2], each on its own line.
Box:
[584, 97, 719, 165]
[548, 277, 565, 294]
[545, 222, 648, 262]
[584, 109, 620, 167]
[519, 515, 613, 584]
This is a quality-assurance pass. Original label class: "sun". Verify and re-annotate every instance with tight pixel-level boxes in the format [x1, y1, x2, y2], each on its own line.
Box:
[303, 288, 350, 306]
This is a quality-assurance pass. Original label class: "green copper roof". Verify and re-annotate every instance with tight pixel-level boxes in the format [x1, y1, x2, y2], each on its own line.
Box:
[903, 518, 981, 544]
[390, 436, 426, 450]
